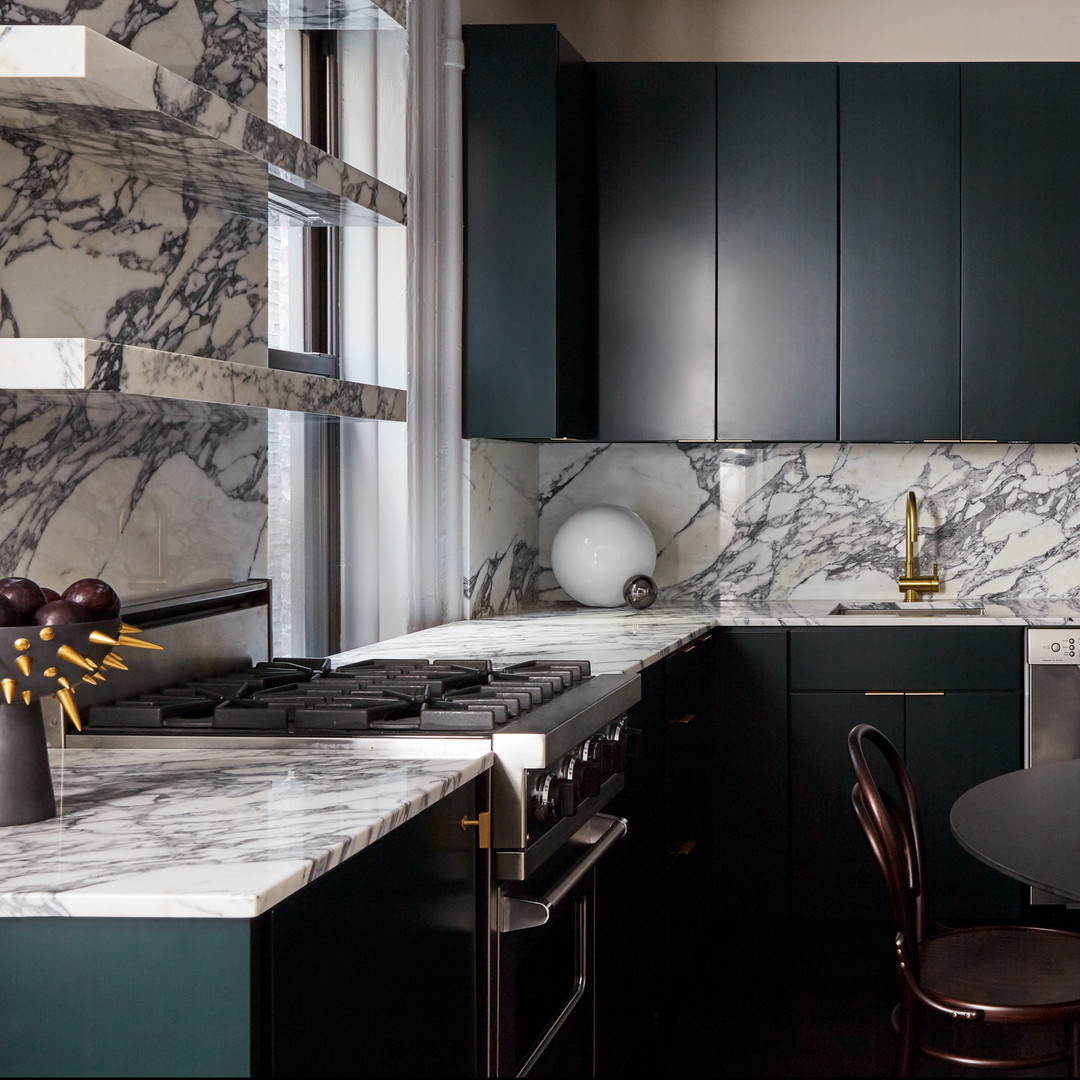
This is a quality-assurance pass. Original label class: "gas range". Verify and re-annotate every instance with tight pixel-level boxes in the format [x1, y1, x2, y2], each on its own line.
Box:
[65, 654, 642, 881]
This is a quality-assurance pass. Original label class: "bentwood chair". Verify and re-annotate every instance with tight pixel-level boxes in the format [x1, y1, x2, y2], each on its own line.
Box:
[848, 723, 1080, 1076]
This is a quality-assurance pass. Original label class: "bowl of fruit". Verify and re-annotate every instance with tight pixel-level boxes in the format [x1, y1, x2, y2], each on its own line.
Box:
[0, 576, 160, 826]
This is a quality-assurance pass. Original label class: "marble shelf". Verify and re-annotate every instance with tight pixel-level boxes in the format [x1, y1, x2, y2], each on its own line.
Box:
[231, 0, 406, 29]
[0, 25, 407, 228]
[0, 339, 407, 422]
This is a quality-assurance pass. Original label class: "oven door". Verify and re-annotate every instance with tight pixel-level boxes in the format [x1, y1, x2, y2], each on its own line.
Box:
[493, 813, 627, 1078]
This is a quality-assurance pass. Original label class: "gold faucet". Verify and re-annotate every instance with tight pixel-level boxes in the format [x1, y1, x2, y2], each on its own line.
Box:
[898, 491, 940, 602]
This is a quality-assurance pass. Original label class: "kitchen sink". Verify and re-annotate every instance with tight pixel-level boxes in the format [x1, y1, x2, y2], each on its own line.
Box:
[829, 601, 986, 617]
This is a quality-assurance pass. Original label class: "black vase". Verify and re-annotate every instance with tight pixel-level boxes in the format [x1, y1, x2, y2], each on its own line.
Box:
[0, 700, 56, 825]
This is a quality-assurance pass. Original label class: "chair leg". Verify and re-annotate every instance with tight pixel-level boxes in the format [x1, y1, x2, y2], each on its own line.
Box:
[893, 992, 917, 1078]
[1069, 1018, 1080, 1078]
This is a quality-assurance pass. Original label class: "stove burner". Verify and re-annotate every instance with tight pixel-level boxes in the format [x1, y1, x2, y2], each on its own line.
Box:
[84, 657, 596, 736]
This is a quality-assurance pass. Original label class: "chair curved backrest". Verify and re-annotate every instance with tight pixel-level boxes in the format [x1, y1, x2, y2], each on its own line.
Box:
[847, 723, 930, 949]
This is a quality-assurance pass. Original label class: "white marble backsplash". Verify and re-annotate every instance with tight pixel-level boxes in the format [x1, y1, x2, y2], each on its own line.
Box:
[466, 439, 540, 616]
[509, 441, 1080, 607]
[0, 392, 267, 600]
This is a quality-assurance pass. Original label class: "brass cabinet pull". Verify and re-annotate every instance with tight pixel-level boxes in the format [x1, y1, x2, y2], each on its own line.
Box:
[864, 690, 945, 696]
[460, 811, 490, 849]
[679, 643, 697, 653]
[669, 712, 696, 726]
[671, 840, 696, 856]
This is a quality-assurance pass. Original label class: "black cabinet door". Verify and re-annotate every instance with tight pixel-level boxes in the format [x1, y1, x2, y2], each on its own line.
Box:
[906, 691, 1023, 921]
[264, 778, 484, 1076]
[715, 63, 837, 441]
[962, 63, 1080, 442]
[595, 63, 716, 441]
[790, 691, 905, 920]
[463, 24, 595, 439]
[839, 64, 960, 442]
[712, 627, 789, 919]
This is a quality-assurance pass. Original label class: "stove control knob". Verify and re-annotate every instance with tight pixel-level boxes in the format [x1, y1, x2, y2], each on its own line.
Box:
[600, 738, 625, 774]
[555, 777, 579, 818]
[610, 719, 643, 764]
[584, 735, 620, 777]
[532, 772, 579, 823]
[566, 754, 601, 799]
[531, 772, 558, 824]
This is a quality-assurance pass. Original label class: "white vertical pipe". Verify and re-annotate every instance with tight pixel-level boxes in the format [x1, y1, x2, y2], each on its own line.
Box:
[438, 0, 465, 625]
[407, 0, 466, 631]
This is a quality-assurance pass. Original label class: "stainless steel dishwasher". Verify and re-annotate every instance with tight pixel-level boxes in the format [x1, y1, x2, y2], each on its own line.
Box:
[1026, 628, 1080, 905]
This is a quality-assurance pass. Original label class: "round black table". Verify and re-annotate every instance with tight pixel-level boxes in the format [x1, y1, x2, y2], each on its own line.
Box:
[951, 758, 1080, 904]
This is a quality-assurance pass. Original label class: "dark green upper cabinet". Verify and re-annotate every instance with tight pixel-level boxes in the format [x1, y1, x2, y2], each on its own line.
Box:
[839, 64, 961, 442]
[716, 64, 837, 441]
[462, 24, 595, 439]
[594, 63, 716, 441]
[961, 64, 1080, 443]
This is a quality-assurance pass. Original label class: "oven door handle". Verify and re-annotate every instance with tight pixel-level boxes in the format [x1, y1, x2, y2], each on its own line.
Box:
[499, 813, 628, 933]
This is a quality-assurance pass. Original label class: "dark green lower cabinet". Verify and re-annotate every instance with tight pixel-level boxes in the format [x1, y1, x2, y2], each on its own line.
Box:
[789, 627, 1024, 923]
[711, 628, 789, 919]
[791, 688, 1022, 921]
[0, 918, 253, 1077]
[0, 779, 485, 1078]
[790, 691, 906, 920]
[905, 691, 1022, 920]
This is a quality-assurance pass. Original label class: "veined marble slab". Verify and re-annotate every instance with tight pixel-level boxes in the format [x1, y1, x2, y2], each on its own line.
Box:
[0, 339, 407, 421]
[0, 747, 492, 917]
[233, 0, 406, 29]
[332, 599, 1080, 675]
[0, 25, 407, 227]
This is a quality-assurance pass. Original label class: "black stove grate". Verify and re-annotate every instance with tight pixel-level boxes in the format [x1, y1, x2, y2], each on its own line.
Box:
[84, 657, 593, 736]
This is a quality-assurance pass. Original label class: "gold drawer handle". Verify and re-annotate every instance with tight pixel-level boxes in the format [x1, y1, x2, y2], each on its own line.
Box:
[460, 812, 490, 849]
[865, 691, 905, 696]
[672, 840, 696, 856]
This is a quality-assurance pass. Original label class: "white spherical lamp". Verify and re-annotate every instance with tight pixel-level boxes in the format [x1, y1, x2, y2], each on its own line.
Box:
[551, 504, 657, 607]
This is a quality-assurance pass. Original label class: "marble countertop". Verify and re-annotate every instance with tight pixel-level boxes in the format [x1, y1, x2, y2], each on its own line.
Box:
[11, 594, 1071, 920]
[0, 747, 491, 919]
[331, 597, 1080, 675]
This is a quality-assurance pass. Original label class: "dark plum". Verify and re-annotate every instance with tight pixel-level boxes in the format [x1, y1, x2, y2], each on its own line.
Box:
[40, 587, 60, 603]
[0, 577, 46, 619]
[33, 599, 93, 626]
[61, 578, 121, 620]
[0, 595, 18, 627]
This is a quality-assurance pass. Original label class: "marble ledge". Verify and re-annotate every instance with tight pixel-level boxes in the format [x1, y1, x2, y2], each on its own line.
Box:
[332, 598, 1080, 675]
[0, 25, 406, 228]
[231, 0, 406, 29]
[0, 339, 407, 422]
[0, 747, 492, 919]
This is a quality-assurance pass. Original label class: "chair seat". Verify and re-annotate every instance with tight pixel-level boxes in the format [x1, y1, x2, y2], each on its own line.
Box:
[922, 925, 1080, 1012]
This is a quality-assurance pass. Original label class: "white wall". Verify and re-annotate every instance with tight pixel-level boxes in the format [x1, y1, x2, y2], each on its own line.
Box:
[461, 0, 1080, 61]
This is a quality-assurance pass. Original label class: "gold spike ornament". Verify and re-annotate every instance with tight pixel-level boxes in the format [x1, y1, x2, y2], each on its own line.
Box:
[57, 645, 97, 672]
[0, 678, 15, 705]
[116, 634, 163, 651]
[14, 654, 31, 677]
[55, 687, 82, 732]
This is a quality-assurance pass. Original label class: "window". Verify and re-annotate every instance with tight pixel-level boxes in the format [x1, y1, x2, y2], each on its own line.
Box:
[266, 21, 409, 657]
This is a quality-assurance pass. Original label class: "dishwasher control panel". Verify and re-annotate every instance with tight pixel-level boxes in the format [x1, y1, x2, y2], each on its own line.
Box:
[1028, 628, 1080, 664]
